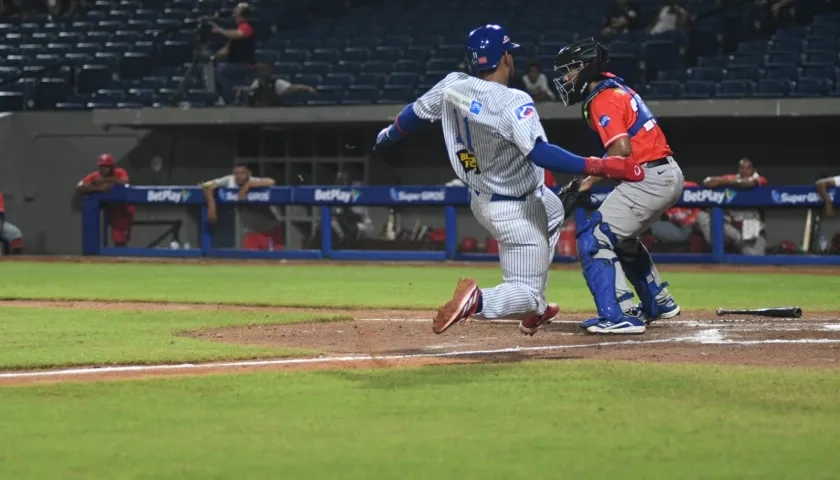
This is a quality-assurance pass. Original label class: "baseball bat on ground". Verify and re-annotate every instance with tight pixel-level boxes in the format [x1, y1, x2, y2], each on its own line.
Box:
[715, 307, 802, 318]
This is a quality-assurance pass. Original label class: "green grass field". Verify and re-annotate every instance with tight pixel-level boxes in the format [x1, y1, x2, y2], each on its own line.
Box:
[1, 261, 839, 479]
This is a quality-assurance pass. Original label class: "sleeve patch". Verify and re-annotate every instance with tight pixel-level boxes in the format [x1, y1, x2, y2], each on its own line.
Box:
[598, 115, 611, 127]
[514, 103, 536, 121]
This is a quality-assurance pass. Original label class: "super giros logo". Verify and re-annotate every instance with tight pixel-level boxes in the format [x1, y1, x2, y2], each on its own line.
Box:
[457, 150, 480, 174]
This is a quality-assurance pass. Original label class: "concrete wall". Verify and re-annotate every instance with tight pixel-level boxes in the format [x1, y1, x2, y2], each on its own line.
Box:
[1, 112, 836, 254]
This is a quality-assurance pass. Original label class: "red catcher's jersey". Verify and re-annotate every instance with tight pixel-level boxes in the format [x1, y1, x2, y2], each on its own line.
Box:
[586, 86, 673, 164]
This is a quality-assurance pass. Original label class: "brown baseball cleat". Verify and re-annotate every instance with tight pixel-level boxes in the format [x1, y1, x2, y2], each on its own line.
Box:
[432, 278, 481, 334]
[519, 303, 559, 336]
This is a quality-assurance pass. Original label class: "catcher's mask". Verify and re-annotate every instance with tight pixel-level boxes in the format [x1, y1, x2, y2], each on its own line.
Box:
[553, 38, 609, 106]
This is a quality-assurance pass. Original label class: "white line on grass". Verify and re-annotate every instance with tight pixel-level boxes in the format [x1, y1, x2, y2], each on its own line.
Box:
[2, 335, 839, 380]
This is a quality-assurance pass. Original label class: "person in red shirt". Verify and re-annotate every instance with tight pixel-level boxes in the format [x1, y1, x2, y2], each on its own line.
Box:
[0, 192, 24, 254]
[210, 2, 255, 104]
[649, 180, 700, 245]
[76, 154, 135, 247]
[552, 37, 684, 334]
[695, 157, 768, 255]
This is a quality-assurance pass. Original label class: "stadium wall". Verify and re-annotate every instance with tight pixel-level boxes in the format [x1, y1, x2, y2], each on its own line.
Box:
[1, 111, 837, 254]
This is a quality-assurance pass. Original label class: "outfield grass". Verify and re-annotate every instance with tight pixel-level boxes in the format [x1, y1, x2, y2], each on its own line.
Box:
[1, 361, 838, 480]
[2, 262, 839, 310]
[0, 307, 342, 369]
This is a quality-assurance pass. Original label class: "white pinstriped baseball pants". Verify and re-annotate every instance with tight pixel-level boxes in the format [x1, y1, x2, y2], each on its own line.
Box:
[470, 187, 565, 319]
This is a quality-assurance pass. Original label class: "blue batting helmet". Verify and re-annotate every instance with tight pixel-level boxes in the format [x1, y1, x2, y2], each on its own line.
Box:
[466, 24, 520, 72]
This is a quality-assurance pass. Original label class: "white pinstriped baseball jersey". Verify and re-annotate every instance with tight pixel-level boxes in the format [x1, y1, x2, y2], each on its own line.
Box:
[414, 72, 547, 197]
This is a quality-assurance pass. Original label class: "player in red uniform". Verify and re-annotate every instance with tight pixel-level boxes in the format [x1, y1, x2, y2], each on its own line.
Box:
[76, 154, 135, 247]
[553, 38, 684, 334]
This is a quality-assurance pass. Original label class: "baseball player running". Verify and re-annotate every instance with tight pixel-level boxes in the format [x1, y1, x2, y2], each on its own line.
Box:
[374, 25, 644, 335]
[553, 38, 683, 334]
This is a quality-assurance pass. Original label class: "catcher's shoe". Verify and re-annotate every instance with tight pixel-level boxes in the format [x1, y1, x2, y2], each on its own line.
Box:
[519, 303, 560, 336]
[432, 278, 481, 334]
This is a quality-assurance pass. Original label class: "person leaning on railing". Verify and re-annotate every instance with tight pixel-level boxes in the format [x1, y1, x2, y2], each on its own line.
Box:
[815, 175, 839, 218]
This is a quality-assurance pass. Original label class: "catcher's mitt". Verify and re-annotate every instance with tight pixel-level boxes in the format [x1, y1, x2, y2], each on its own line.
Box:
[557, 178, 596, 219]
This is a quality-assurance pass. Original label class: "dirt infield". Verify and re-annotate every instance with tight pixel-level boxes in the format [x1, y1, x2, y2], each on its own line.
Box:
[1, 299, 838, 386]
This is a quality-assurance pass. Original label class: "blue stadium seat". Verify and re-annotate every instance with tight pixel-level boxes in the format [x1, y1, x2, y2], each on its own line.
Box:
[256, 50, 281, 64]
[120, 52, 152, 79]
[302, 61, 331, 76]
[805, 37, 838, 52]
[114, 30, 141, 44]
[324, 73, 354, 87]
[756, 79, 792, 98]
[77, 64, 113, 94]
[832, 84, 840, 97]
[0, 91, 27, 112]
[383, 34, 413, 49]
[642, 40, 680, 78]
[802, 51, 838, 67]
[697, 56, 725, 69]
[274, 62, 302, 77]
[332, 60, 360, 74]
[343, 47, 371, 62]
[310, 48, 340, 63]
[727, 53, 763, 67]
[802, 65, 837, 81]
[767, 38, 801, 53]
[96, 88, 126, 100]
[607, 41, 638, 56]
[395, 59, 422, 73]
[766, 53, 800, 67]
[686, 67, 723, 82]
[58, 32, 84, 43]
[717, 79, 754, 98]
[606, 53, 639, 85]
[765, 65, 799, 80]
[282, 49, 310, 63]
[294, 73, 323, 86]
[682, 81, 716, 99]
[363, 61, 392, 74]
[374, 46, 404, 62]
[645, 81, 682, 99]
[405, 46, 433, 60]
[377, 88, 414, 104]
[356, 73, 386, 86]
[791, 77, 831, 97]
[86, 31, 112, 43]
[161, 41, 191, 67]
[388, 72, 419, 87]
[657, 69, 686, 82]
[427, 58, 455, 72]
[736, 40, 767, 55]
[34, 53, 62, 66]
[46, 43, 73, 54]
[725, 65, 760, 82]
[94, 52, 121, 69]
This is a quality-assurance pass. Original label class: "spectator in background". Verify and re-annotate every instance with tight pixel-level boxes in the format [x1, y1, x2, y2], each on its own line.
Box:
[650, 0, 692, 34]
[210, 2, 256, 105]
[76, 154, 135, 247]
[522, 61, 556, 102]
[602, 0, 642, 36]
[650, 180, 700, 245]
[236, 63, 317, 106]
[0, 192, 23, 255]
[815, 174, 839, 217]
[331, 171, 375, 245]
[201, 162, 276, 225]
[695, 157, 768, 255]
[758, 0, 797, 34]
[201, 163, 282, 250]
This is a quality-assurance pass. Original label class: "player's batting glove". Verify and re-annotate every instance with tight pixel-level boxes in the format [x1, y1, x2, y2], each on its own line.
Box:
[373, 125, 402, 151]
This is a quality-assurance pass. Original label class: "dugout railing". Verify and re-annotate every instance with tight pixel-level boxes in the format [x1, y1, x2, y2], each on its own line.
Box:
[81, 184, 840, 265]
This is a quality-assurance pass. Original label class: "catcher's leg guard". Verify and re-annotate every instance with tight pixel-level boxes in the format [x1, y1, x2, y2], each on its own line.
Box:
[576, 212, 626, 322]
[615, 238, 674, 319]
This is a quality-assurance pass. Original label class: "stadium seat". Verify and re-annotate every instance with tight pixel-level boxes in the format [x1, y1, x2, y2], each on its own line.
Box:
[804, 36, 838, 52]
[717, 79, 754, 98]
[682, 81, 716, 99]
[333, 60, 362, 74]
[756, 79, 792, 97]
[282, 49, 310, 63]
[765, 65, 799, 80]
[642, 40, 680, 78]
[302, 61, 332, 76]
[377, 88, 414, 104]
[802, 51, 838, 67]
[356, 73, 386, 86]
[697, 56, 725, 69]
[801, 65, 836, 81]
[324, 73, 354, 87]
[388, 72, 419, 87]
[161, 41, 191, 67]
[362, 61, 392, 74]
[120, 52, 152, 80]
[274, 62, 302, 77]
[374, 46, 404, 62]
[77, 65, 113, 94]
[725, 65, 760, 82]
[342, 47, 370, 62]
[657, 69, 687, 82]
[791, 77, 831, 97]
[686, 67, 723, 82]
[645, 81, 682, 99]
[606, 53, 639, 85]
[310, 48, 340, 63]
[35, 78, 72, 109]
[294, 73, 323, 86]
[765, 53, 800, 67]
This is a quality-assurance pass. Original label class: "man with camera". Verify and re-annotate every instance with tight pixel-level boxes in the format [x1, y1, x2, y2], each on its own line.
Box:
[209, 2, 255, 104]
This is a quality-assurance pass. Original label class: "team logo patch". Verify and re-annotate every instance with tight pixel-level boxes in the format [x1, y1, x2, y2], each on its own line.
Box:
[477, 56, 487, 64]
[503, 35, 510, 43]
[514, 103, 536, 121]
[457, 149, 480, 174]
[469, 100, 482, 114]
[598, 115, 611, 127]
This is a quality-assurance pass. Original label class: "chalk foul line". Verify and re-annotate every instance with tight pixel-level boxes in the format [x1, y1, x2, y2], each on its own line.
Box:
[2, 332, 839, 380]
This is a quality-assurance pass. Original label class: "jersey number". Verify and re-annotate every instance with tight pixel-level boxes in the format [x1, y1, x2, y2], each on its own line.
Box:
[453, 109, 480, 174]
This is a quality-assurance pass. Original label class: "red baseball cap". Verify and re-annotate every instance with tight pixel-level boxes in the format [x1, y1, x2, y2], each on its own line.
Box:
[98, 153, 115, 166]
